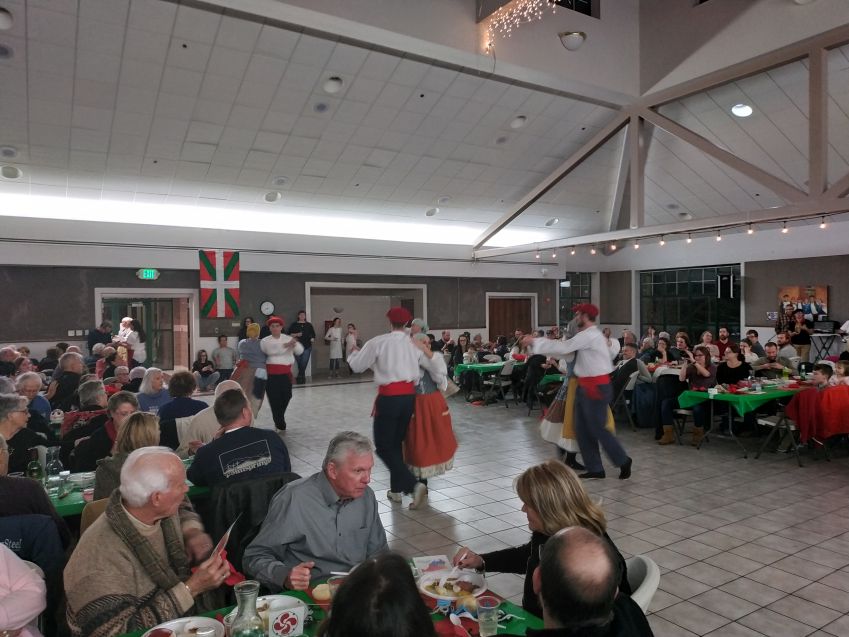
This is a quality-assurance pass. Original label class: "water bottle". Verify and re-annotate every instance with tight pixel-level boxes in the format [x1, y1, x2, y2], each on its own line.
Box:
[45, 448, 64, 497]
[25, 448, 44, 483]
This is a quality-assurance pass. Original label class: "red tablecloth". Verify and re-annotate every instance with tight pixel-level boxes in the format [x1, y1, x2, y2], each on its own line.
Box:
[786, 385, 849, 442]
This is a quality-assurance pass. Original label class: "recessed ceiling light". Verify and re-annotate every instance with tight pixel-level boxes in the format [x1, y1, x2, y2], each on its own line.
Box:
[0, 164, 22, 180]
[0, 9, 13, 30]
[0, 44, 13, 59]
[313, 102, 329, 113]
[509, 115, 527, 129]
[264, 190, 282, 203]
[558, 31, 586, 51]
[436, 196, 451, 205]
[425, 207, 438, 217]
[495, 136, 508, 145]
[0, 145, 17, 159]
[731, 103, 753, 117]
[544, 217, 559, 227]
[678, 211, 692, 220]
[271, 176, 288, 186]
[323, 76, 344, 94]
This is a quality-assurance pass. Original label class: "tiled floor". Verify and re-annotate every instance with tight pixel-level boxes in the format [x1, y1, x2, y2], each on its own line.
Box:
[254, 382, 849, 637]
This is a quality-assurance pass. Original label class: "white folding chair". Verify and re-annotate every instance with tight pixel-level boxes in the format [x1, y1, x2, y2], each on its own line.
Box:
[482, 360, 516, 407]
[626, 555, 661, 614]
[482, 354, 502, 363]
[612, 371, 639, 431]
[755, 411, 809, 467]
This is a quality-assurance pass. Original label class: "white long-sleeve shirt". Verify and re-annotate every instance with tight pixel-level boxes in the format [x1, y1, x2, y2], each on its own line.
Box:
[530, 325, 613, 378]
[260, 334, 304, 367]
[347, 330, 441, 386]
[0, 544, 46, 637]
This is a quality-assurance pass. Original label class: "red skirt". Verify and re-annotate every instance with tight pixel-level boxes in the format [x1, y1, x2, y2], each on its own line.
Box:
[404, 391, 457, 479]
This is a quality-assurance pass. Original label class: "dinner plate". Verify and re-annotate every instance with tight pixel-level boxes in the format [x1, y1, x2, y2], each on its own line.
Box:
[418, 569, 487, 601]
[142, 616, 224, 637]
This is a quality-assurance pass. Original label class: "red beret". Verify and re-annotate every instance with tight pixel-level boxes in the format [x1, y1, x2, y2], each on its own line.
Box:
[266, 316, 285, 327]
[386, 307, 413, 324]
[572, 303, 599, 319]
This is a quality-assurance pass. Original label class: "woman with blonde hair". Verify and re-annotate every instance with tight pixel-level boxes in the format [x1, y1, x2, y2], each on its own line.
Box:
[453, 460, 630, 617]
[93, 412, 160, 499]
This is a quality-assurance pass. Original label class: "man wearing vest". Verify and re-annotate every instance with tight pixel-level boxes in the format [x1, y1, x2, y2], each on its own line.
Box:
[347, 307, 442, 509]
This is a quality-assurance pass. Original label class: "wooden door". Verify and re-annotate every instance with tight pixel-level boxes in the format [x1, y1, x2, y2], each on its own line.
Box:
[488, 298, 532, 341]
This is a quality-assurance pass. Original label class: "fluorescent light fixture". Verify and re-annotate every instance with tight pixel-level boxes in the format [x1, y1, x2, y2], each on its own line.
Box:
[731, 103, 753, 117]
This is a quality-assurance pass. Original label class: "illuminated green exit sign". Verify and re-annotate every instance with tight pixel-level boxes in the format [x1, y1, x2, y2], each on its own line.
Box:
[136, 268, 161, 280]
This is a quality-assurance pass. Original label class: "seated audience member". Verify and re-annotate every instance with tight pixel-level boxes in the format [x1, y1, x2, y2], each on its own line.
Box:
[85, 342, 105, 374]
[192, 350, 220, 392]
[775, 331, 798, 364]
[655, 336, 677, 363]
[244, 431, 387, 590]
[611, 344, 652, 404]
[739, 340, 759, 364]
[187, 390, 290, 487]
[636, 337, 655, 363]
[657, 346, 716, 446]
[95, 346, 116, 379]
[136, 367, 171, 412]
[0, 434, 71, 548]
[618, 329, 636, 349]
[113, 366, 131, 387]
[37, 348, 60, 374]
[211, 335, 237, 384]
[176, 381, 247, 457]
[100, 352, 120, 381]
[453, 461, 630, 618]
[745, 329, 766, 357]
[715, 343, 752, 385]
[492, 335, 509, 359]
[124, 366, 145, 393]
[829, 360, 849, 386]
[16, 372, 50, 422]
[64, 448, 229, 637]
[13, 356, 36, 378]
[432, 330, 455, 354]
[752, 343, 794, 379]
[698, 331, 720, 361]
[504, 527, 653, 637]
[0, 543, 48, 637]
[315, 552, 435, 637]
[45, 352, 85, 411]
[94, 412, 160, 499]
[59, 379, 108, 436]
[602, 327, 621, 361]
[790, 309, 813, 361]
[157, 371, 207, 421]
[0, 347, 18, 377]
[87, 320, 113, 355]
[70, 391, 138, 472]
[715, 326, 734, 358]
[0, 393, 46, 475]
[450, 334, 470, 370]
[811, 363, 832, 390]
[669, 334, 691, 361]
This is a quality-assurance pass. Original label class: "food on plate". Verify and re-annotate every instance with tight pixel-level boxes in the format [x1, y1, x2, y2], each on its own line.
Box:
[147, 630, 174, 637]
[423, 576, 481, 598]
[457, 592, 478, 612]
[312, 583, 331, 601]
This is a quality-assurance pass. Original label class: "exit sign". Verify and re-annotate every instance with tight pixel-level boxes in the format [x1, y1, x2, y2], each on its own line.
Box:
[136, 268, 160, 280]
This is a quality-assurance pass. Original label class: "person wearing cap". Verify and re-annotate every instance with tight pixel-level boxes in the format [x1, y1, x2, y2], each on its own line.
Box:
[347, 307, 444, 509]
[522, 304, 632, 481]
[235, 322, 267, 416]
[261, 316, 304, 431]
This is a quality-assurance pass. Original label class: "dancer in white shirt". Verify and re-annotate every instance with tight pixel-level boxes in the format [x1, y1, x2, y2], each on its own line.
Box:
[348, 307, 442, 509]
[523, 304, 632, 480]
[261, 316, 303, 431]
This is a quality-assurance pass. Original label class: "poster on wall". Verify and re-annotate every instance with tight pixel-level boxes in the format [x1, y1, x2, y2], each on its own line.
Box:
[777, 285, 828, 321]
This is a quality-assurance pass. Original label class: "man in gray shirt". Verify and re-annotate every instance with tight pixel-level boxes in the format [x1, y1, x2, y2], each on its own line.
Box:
[243, 431, 387, 590]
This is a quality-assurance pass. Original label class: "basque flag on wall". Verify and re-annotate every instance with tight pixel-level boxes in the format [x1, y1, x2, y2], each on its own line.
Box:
[199, 249, 240, 318]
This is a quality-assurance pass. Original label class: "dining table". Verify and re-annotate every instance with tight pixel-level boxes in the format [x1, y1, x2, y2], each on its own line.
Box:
[453, 360, 525, 377]
[118, 581, 543, 637]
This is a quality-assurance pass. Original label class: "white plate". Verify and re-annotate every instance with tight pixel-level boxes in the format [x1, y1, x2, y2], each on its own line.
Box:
[418, 569, 487, 601]
[142, 616, 224, 637]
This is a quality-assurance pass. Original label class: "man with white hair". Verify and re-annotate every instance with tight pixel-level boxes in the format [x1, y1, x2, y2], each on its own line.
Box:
[64, 447, 229, 637]
[244, 431, 387, 590]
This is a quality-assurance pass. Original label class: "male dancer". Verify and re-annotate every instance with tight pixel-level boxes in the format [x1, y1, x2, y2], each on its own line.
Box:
[522, 304, 632, 480]
[260, 316, 303, 430]
[348, 307, 441, 509]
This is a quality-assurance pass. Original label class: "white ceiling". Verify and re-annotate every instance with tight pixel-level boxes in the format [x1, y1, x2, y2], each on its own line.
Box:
[0, 0, 846, 254]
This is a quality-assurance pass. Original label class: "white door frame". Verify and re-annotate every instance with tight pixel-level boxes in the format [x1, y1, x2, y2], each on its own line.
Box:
[303, 281, 428, 376]
[485, 292, 539, 339]
[94, 287, 200, 359]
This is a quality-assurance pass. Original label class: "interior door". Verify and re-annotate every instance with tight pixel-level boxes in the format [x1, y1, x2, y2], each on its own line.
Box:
[488, 298, 533, 341]
[101, 297, 189, 370]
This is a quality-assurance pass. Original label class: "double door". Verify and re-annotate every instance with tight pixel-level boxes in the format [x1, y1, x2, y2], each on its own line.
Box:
[101, 297, 190, 369]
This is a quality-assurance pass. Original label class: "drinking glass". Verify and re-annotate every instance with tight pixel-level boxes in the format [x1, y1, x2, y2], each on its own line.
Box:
[477, 595, 500, 637]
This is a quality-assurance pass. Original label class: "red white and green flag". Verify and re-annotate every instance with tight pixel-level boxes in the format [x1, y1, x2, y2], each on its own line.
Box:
[199, 249, 240, 318]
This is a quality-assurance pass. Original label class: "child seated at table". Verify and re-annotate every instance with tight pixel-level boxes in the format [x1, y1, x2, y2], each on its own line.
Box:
[811, 363, 832, 390]
[829, 360, 849, 386]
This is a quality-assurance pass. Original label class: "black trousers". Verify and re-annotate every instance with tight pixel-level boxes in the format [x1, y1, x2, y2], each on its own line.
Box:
[266, 373, 292, 428]
[373, 394, 416, 494]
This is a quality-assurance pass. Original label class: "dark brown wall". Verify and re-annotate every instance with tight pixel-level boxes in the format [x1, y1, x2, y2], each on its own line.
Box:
[0, 265, 557, 341]
[744, 255, 849, 326]
[600, 270, 632, 324]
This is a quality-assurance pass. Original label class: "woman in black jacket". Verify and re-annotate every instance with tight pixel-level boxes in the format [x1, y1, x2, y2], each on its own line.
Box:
[453, 460, 630, 618]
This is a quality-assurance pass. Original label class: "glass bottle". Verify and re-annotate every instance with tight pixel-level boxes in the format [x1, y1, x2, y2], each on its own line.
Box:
[45, 448, 64, 497]
[230, 580, 265, 637]
[26, 448, 44, 483]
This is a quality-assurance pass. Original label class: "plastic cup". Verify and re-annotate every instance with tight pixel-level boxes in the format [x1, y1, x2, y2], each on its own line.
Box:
[477, 595, 500, 637]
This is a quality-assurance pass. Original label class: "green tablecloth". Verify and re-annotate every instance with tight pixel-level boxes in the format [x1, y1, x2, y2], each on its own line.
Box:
[539, 374, 565, 387]
[50, 481, 209, 517]
[677, 387, 801, 416]
[454, 360, 525, 376]
[119, 592, 542, 636]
